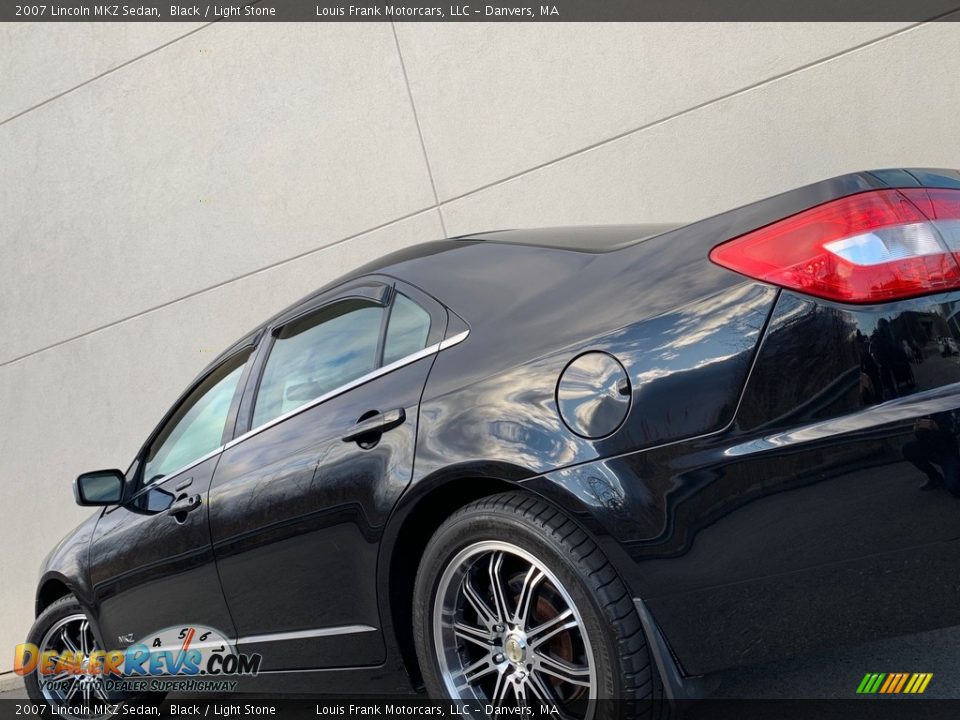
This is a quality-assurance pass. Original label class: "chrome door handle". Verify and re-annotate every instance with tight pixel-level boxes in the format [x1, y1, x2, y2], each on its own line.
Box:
[341, 408, 406, 443]
[167, 494, 202, 518]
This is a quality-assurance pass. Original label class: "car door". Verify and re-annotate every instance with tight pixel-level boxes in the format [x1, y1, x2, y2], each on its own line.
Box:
[208, 278, 447, 670]
[88, 346, 254, 650]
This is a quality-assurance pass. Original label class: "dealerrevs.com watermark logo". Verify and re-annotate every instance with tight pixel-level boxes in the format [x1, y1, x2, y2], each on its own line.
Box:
[14, 625, 261, 696]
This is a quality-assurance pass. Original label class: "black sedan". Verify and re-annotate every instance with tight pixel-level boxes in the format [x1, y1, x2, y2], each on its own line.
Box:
[25, 168, 960, 716]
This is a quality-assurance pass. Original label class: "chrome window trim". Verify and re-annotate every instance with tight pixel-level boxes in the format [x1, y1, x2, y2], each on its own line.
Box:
[225, 328, 469, 451]
[132, 333, 470, 496]
[438, 330, 469, 351]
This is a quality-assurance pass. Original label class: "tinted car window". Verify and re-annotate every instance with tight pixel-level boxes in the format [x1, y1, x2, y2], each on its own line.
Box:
[383, 292, 432, 365]
[143, 350, 250, 484]
[253, 299, 384, 428]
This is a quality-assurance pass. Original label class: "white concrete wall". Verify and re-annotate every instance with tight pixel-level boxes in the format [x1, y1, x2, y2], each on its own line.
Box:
[2, 20, 959, 674]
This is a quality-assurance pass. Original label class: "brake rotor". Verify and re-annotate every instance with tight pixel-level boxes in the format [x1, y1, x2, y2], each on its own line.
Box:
[532, 595, 586, 702]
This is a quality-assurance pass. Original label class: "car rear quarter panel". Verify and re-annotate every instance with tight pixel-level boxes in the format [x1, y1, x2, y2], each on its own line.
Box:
[414, 280, 775, 483]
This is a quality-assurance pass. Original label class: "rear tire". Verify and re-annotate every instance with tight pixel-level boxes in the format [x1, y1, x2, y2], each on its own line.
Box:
[412, 492, 667, 719]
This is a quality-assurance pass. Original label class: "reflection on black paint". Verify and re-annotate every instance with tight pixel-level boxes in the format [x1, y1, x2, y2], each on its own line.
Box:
[416, 283, 777, 479]
[738, 294, 960, 432]
[903, 411, 960, 495]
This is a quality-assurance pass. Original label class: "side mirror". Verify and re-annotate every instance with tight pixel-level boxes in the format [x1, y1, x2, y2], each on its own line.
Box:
[74, 469, 125, 506]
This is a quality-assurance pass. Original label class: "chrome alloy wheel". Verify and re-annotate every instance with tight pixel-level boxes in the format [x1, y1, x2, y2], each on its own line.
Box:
[37, 613, 111, 709]
[433, 541, 597, 715]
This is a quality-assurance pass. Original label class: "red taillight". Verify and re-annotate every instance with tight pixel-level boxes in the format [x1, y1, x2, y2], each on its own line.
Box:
[709, 188, 960, 303]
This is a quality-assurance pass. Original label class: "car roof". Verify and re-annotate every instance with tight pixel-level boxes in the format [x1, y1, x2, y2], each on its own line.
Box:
[455, 224, 681, 252]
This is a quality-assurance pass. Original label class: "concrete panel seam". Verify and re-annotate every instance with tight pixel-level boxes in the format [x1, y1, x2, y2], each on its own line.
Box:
[391, 21, 447, 237]
[0, 22, 217, 127]
[0, 206, 441, 369]
[432, 19, 932, 207]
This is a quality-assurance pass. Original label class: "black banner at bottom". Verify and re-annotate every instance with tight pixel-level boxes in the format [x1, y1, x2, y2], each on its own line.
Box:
[2, 699, 960, 720]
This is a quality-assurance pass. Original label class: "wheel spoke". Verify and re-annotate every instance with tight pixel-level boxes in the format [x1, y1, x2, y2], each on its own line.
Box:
[79, 620, 91, 655]
[491, 668, 509, 701]
[60, 628, 80, 655]
[513, 565, 545, 629]
[488, 552, 511, 623]
[533, 652, 592, 687]
[64, 676, 81, 701]
[460, 656, 496, 685]
[528, 608, 576, 647]
[514, 678, 532, 711]
[87, 622, 100, 653]
[93, 681, 111, 702]
[454, 621, 493, 650]
[526, 670, 556, 702]
[462, 574, 498, 628]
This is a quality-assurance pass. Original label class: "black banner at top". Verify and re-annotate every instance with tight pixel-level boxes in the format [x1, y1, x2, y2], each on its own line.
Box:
[3, 0, 960, 22]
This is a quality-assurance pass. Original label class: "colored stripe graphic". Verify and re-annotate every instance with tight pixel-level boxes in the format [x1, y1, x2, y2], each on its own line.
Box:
[856, 673, 886, 694]
[893, 673, 909, 693]
[878, 674, 895, 694]
[881, 673, 900, 693]
[857, 672, 933, 694]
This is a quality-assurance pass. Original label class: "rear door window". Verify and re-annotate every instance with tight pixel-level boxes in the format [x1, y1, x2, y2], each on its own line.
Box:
[252, 299, 385, 428]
